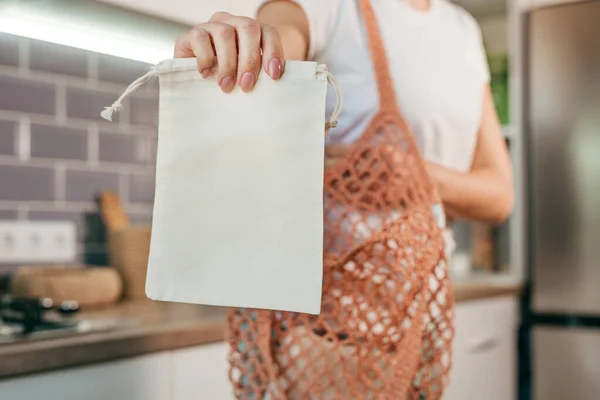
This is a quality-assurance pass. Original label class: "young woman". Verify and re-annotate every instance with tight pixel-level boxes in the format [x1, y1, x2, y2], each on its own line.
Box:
[175, 0, 513, 398]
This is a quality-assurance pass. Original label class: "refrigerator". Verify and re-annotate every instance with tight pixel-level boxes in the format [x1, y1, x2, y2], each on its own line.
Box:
[523, 1, 600, 399]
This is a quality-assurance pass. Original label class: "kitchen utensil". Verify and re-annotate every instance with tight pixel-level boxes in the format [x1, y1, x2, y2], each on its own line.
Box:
[97, 191, 129, 233]
[97, 191, 151, 300]
[108, 226, 151, 300]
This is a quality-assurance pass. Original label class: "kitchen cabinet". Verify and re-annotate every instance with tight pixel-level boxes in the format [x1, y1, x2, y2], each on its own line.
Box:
[0, 352, 172, 400]
[0, 299, 517, 400]
[445, 295, 519, 400]
[172, 342, 232, 400]
[0, 343, 231, 400]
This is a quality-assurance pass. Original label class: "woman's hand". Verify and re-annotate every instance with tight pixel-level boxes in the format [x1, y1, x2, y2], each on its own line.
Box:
[174, 12, 285, 93]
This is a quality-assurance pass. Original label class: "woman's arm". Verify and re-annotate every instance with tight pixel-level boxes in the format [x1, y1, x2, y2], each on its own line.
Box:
[257, 1, 310, 61]
[426, 85, 514, 225]
[326, 86, 513, 225]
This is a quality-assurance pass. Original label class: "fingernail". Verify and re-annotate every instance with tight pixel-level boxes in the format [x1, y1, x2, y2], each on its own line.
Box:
[219, 76, 235, 92]
[240, 72, 255, 92]
[200, 68, 211, 79]
[268, 58, 282, 79]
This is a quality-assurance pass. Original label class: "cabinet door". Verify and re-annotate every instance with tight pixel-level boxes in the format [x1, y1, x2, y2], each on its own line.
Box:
[173, 342, 233, 400]
[0, 352, 171, 400]
[444, 296, 518, 400]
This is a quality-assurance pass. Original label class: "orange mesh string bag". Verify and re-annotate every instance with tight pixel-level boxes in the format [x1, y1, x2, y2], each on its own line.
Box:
[227, 0, 455, 398]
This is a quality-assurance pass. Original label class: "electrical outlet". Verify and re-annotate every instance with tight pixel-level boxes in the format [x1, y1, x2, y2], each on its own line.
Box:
[0, 221, 77, 264]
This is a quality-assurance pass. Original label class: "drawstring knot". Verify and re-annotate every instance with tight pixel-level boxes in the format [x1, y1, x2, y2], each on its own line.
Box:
[100, 101, 124, 122]
[100, 65, 159, 121]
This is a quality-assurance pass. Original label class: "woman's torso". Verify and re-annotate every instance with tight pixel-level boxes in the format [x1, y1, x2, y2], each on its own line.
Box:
[291, 0, 490, 255]
[299, 0, 489, 174]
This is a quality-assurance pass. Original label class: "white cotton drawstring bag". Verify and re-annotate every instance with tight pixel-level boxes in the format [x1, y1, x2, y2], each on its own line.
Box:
[101, 58, 342, 314]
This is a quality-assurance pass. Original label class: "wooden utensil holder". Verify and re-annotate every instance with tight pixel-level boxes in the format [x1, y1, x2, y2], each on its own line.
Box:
[108, 226, 151, 300]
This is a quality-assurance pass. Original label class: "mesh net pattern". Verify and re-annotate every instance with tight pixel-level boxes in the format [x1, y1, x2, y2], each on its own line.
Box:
[227, 116, 454, 399]
[227, 1, 454, 397]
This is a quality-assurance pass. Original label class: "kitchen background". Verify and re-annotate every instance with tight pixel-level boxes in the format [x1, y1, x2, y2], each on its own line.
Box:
[0, 0, 513, 278]
[0, 0, 598, 399]
[0, 1, 180, 270]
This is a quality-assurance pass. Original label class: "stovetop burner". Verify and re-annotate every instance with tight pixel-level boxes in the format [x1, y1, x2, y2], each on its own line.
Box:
[0, 295, 80, 336]
[0, 295, 138, 345]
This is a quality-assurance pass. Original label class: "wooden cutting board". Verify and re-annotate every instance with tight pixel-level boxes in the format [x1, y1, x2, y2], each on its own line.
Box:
[11, 266, 123, 308]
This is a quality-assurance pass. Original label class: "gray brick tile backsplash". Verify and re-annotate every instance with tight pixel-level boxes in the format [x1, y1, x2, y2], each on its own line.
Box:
[0, 75, 56, 115]
[28, 210, 86, 241]
[1, 37, 158, 260]
[130, 96, 158, 127]
[128, 173, 155, 204]
[0, 165, 54, 201]
[128, 211, 153, 225]
[0, 209, 18, 220]
[65, 169, 119, 202]
[99, 131, 146, 164]
[0, 34, 20, 67]
[66, 87, 123, 122]
[0, 119, 17, 155]
[30, 40, 89, 78]
[149, 138, 158, 164]
[98, 54, 151, 85]
[31, 123, 88, 160]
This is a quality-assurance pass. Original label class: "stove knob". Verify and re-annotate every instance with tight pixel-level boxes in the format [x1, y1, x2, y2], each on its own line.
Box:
[40, 297, 54, 310]
[57, 300, 80, 315]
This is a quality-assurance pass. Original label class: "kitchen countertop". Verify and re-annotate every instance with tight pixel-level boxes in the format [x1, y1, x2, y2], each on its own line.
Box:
[452, 277, 523, 302]
[0, 280, 521, 379]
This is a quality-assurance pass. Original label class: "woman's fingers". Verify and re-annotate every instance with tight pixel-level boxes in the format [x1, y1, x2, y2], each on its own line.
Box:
[200, 23, 238, 93]
[261, 24, 284, 79]
[186, 27, 215, 79]
[231, 18, 263, 92]
[174, 20, 239, 92]
[175, 12, 285, 93]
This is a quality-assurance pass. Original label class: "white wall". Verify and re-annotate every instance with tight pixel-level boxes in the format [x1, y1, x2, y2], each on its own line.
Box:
[96, 0, 263, 26]
[480, 16, 509, 55]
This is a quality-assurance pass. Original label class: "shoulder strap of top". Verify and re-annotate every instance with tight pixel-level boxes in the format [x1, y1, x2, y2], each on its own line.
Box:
[358, 0, 403, 115]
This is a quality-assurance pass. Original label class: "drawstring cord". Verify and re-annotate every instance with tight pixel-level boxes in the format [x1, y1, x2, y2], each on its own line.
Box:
[100, 65, 160, 121]
[317, 65, 343, 138]
[101, 63, 343, 136]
